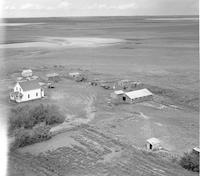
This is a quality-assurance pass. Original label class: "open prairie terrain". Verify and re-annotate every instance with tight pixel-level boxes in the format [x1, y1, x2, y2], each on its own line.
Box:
[2, 16, 199, 176]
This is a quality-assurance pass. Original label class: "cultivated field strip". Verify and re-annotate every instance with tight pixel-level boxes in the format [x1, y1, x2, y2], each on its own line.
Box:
[9, 126, 195, 176]
[10, 152, 61, 176]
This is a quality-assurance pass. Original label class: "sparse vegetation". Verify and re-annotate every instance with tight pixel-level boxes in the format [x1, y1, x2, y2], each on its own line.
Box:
[179, 151, 199, 172]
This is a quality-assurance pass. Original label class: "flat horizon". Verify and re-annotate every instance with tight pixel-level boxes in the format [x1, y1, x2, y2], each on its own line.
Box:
[2, 14, 199, 20]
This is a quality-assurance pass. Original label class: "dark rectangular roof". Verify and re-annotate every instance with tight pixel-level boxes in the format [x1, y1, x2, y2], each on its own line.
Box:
[18, 80, 41, 91]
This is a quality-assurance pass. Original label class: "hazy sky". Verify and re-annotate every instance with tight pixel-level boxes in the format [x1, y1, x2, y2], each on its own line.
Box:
[2, 0, 198, 18]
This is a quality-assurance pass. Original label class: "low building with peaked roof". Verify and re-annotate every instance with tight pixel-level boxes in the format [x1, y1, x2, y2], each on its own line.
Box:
[10, 80, 44, 103]
[21, 69, 33, 78]
[123, 88, 153, 103]
[111, 88, 153, 104]
[69, 72, 81, 78]
[110, 90, 125, 104]
[46, 73, 60, 82]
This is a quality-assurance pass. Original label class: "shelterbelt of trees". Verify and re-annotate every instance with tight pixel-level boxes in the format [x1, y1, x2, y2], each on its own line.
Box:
[9, 103, 65, 150]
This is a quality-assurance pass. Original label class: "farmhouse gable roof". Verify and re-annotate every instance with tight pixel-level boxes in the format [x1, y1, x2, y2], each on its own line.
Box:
[17, 80, 41, 91]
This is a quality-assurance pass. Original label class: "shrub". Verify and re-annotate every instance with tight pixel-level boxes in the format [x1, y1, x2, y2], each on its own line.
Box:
[42, 104, 65, 125]
[11, 123, 51, 150]
[9, 104, 65, 133]
[179, 151, 199, 172]
[9, 104, 65, 150]
[9, 105, 33, 131]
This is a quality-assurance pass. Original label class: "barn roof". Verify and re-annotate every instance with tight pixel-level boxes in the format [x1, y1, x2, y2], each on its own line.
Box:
[114, 90, 124, 95]
[18, 80, 41, 91]
[125, 88, 152, 99]
[147, 138, 160, 145]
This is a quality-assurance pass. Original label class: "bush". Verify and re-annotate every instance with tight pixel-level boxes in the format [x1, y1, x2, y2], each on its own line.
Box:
[41, 104, 65, 125]
[9, 104, 65, 133]
[9, 104, 65, 150]
[179, 151, 199, 172]
[11, 123, 51, 150]
[9, 105, 33, 131]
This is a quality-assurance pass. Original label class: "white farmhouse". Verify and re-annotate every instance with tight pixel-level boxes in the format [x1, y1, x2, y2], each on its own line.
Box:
[10, 80, 44, 103]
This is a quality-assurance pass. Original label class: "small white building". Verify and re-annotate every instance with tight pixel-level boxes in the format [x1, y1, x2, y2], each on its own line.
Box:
[110, 90, 125, 103]
[10, 80, 44, 103]
[21, 69, 33, 78]
[69, 72, 80, 78]
[192, 147, 200, 154]
[111, 90, 125, 97]
[146, 138, 161, 151]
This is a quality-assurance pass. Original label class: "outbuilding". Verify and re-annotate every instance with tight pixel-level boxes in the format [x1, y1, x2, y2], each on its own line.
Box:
[123, 88, 153, 103]
[113, 80, 143, 91]
[21, 69, 33, 78]
[146, 138, 161, 150]
[46, 73, 60, 82]
[69, 72, 80, 78]
[192, 147, 200, 154]
[110, 90, 125, 103]
[69, 72, 86, 82]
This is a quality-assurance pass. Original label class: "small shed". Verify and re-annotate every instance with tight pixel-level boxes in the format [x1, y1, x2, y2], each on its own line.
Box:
[69, 72, 80, 78]
[146, 138, 161, 150]
[124, 88, 153, 103]
[46, 73, 60, 82]
[21, 69, 33, 78]
[192, 147, 200, 154]
[69, 72, 86, 82]
[110, 90, 125, 103]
